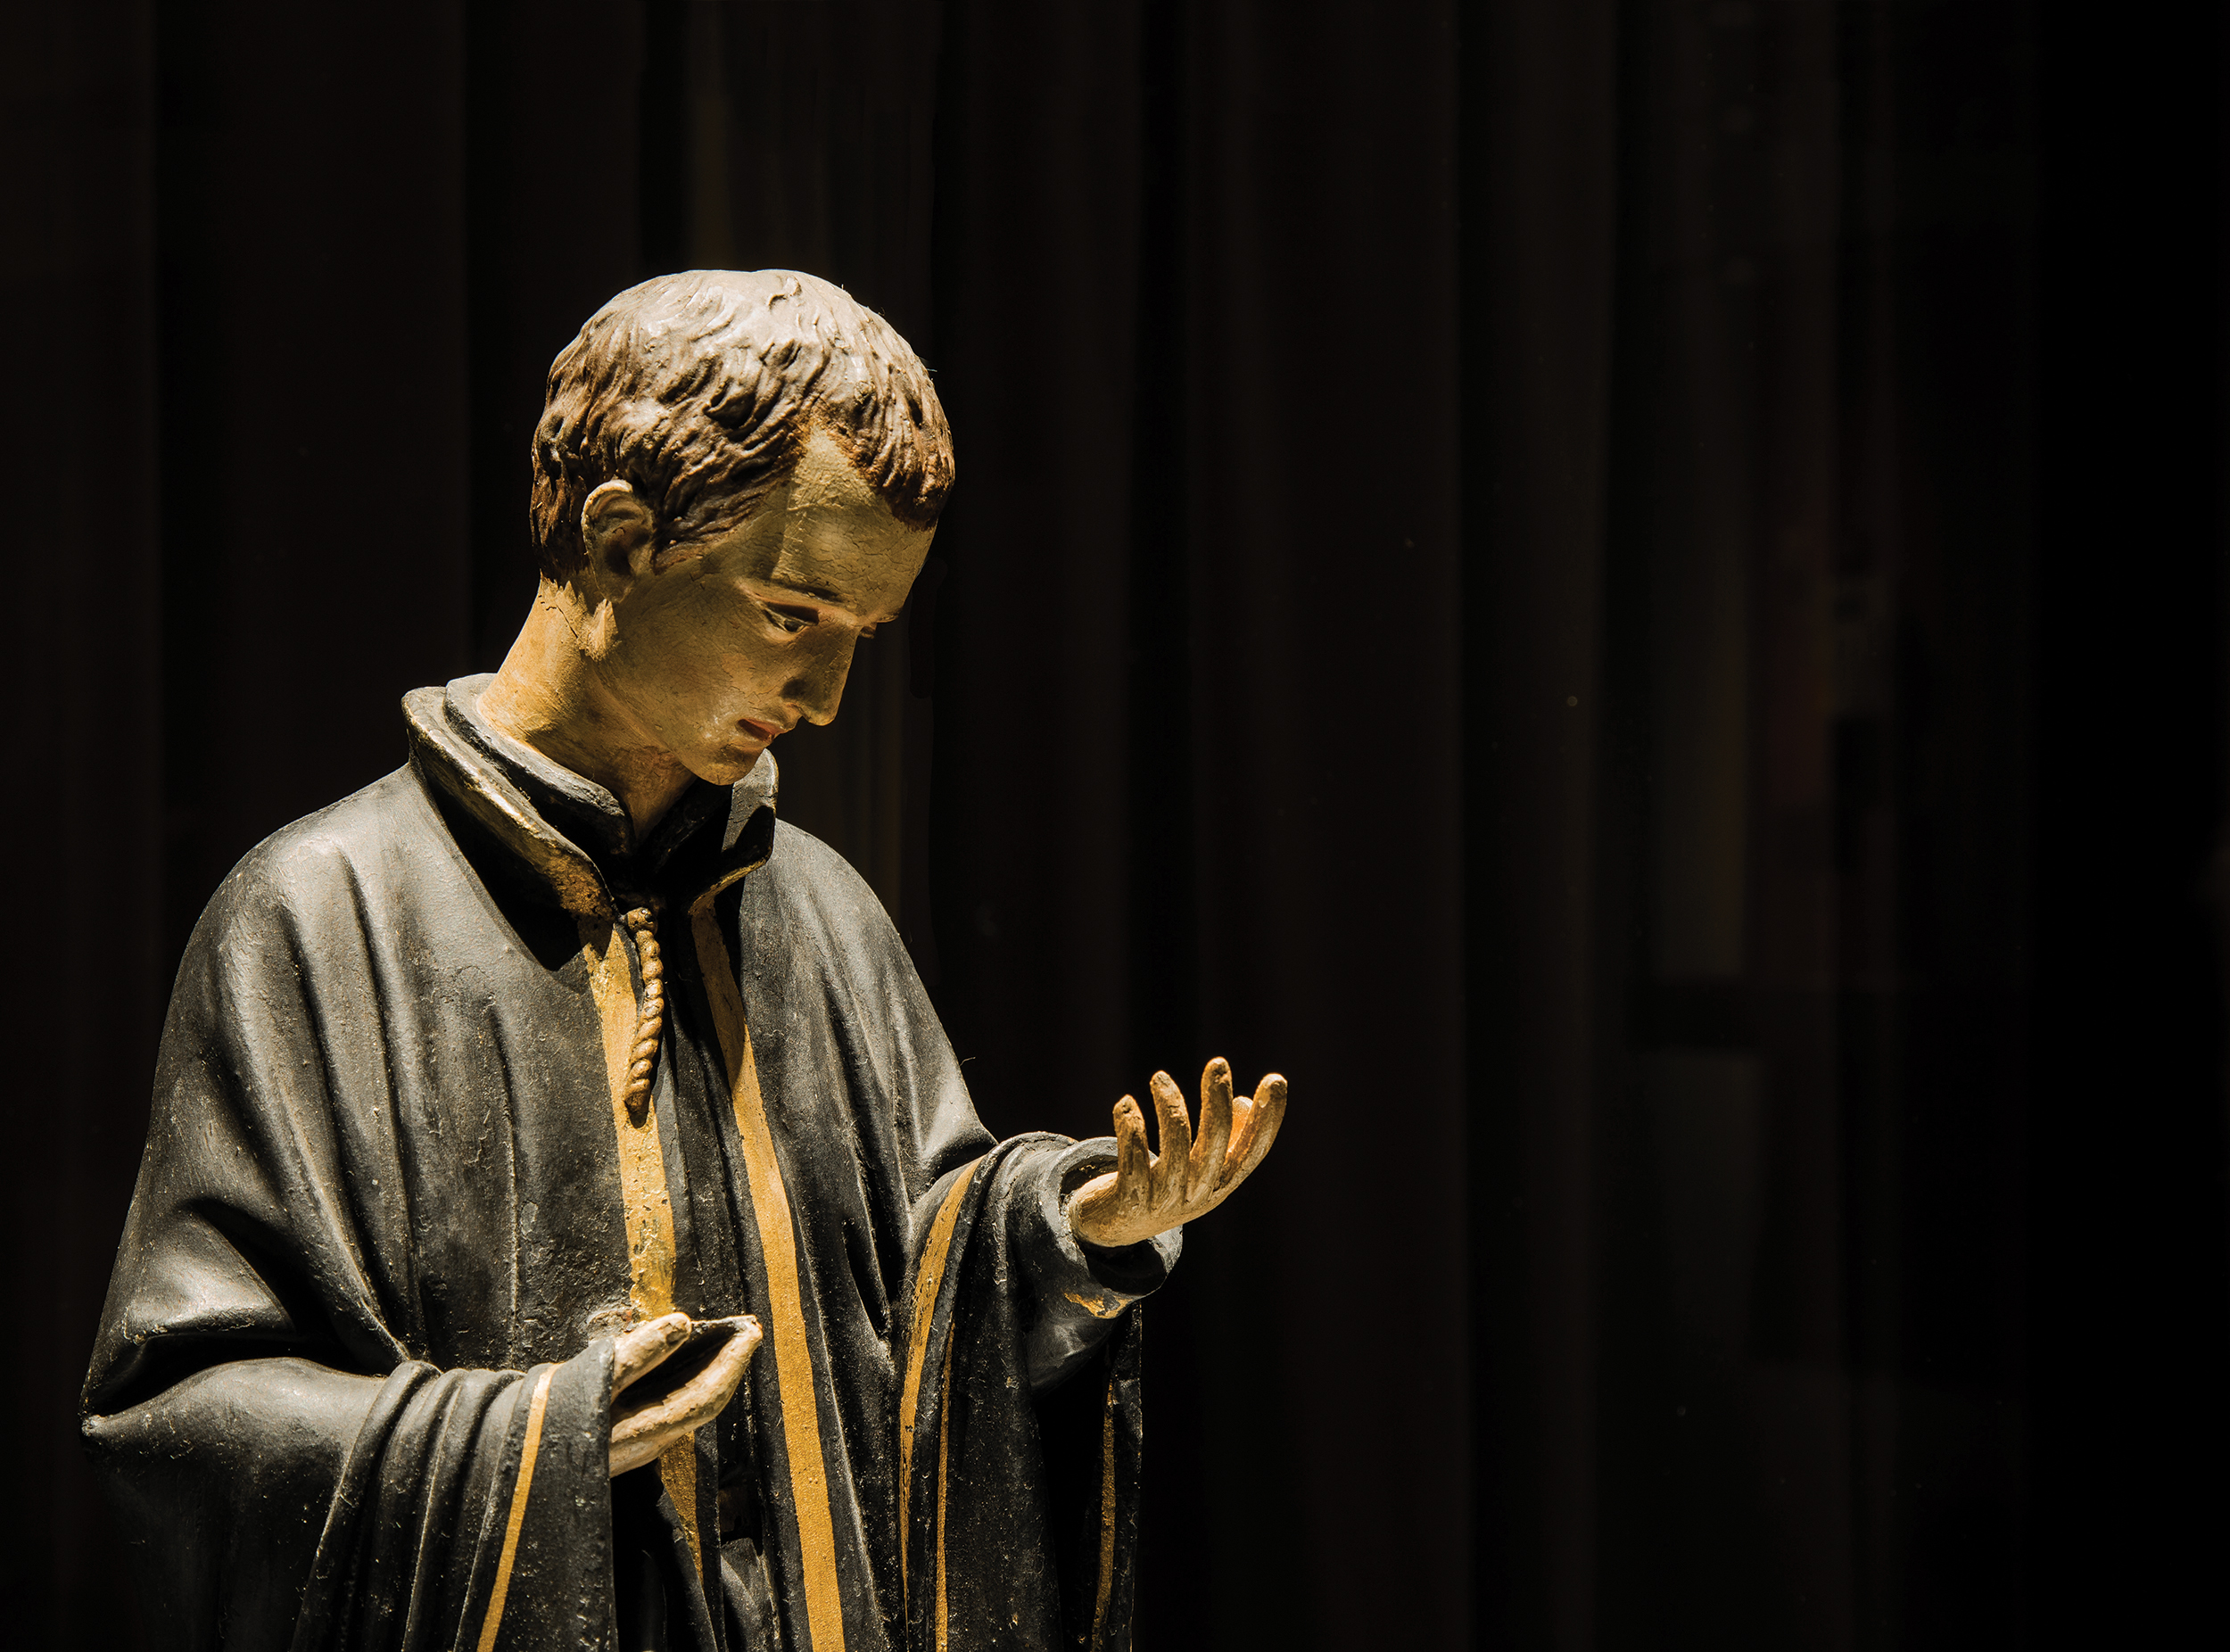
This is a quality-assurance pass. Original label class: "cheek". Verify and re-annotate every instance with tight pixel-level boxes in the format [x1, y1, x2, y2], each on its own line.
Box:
[811, 628, 864, 685]
[625, 611, 775, 717]
[682, 639, 782, 718]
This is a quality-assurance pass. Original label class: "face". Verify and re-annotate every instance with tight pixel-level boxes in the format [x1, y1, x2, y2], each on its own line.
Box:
[589, 425, 934, 785]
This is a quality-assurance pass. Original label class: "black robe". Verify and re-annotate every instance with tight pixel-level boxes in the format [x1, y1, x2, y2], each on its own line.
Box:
[83, 676, 1175, 1652]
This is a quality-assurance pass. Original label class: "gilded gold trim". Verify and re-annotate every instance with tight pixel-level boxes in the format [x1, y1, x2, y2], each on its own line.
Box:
[406, 690, 612, 919]
[934, 1358, 952, 1652]
[663, 1438, 702, 1574]
[693, 859, 760, 911]
[1091, 1375, 1117, 1645]
[897, 1165, 979, 1589]
[692, 907, 848, 1652]
[1062, 1290, 1123, 1319]
[582, 916, 677, 1321]
[583, 916, 701, 1565]
[475, 1365, 555, 1652]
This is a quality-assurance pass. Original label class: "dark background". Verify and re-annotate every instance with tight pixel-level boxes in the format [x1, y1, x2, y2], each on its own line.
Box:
[6, 1, 2226, 1647]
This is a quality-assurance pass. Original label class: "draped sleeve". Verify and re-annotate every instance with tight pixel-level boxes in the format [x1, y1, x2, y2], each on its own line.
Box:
[82, 818, 623, 1652]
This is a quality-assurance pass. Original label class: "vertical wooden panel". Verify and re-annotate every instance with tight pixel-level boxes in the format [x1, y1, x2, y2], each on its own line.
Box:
[156, 1, 476, 954]
[679, 0, 947, 923]
[922, 0, 1147, 1119]
[1461, 0, 1622, 1645]
[0, 4, 161, 1645]
[1184, 4, 1467, 1644]
[463, 0, 654, 668]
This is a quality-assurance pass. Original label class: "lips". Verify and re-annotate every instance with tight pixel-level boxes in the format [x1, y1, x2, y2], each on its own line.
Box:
[737, 716, 786, 744]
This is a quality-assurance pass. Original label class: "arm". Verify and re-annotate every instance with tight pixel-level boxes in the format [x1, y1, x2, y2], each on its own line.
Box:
[80, 859, 733, 1652]
[1003, 1061, 1286, 1393]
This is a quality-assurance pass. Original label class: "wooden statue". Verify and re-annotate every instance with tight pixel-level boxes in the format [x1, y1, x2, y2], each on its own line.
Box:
[81, 270, 1284, 1652]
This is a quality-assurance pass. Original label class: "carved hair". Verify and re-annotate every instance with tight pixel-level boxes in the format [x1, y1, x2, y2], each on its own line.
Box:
[529, 269, 954, 578]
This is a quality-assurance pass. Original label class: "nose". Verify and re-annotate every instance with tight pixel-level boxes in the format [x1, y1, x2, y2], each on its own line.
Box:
[780, 630, 860, 728]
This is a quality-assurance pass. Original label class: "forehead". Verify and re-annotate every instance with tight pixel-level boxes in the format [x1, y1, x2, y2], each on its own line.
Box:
[720, 427, 933, 614]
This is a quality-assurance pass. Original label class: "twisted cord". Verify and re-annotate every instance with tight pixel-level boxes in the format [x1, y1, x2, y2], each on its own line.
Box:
[620, 906, 665, 1124]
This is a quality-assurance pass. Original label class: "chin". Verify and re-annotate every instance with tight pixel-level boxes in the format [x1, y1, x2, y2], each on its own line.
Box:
[690, 745, 767, 786]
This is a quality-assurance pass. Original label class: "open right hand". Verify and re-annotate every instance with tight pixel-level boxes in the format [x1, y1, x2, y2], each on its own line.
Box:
[608, 1311, 762, 1476]
[1066, 1058, 1288, 1250]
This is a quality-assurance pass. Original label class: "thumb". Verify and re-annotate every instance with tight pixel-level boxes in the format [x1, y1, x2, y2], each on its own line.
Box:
[612, 1311, 692, 1396]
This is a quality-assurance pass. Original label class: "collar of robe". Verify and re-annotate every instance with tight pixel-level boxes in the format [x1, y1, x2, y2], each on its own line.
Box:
[401, 673, 779, 922]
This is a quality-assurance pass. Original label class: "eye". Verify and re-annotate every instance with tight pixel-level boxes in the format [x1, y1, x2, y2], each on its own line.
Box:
[759, 601, 816, 635]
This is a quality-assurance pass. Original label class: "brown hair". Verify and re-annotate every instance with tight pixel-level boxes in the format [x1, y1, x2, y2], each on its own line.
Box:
[528, 269, 954, 579]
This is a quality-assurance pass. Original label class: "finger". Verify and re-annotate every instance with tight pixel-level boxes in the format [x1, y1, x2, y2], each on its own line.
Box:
[686, 1314, 763, 1352]
[1112, 1095, 1154, 1223]
[612, 1310, 692, 1394]
[1223, 1094, 1256, 1174]
[612, 1321, 758, 1433]
[1188, 1057, 1234, 1202]
[610, 1381, 715, 1479]
[609, 1320, 762, 1476]
[1147, 1070, 1192, 1213]
[1222, 1072, 1288, 1189]
[610, 1425, 666, 1477]
[1221, 1071, 1279, 1172]
[676, 1320, 761, 1416]
[1065, 1168, 1120, 1245]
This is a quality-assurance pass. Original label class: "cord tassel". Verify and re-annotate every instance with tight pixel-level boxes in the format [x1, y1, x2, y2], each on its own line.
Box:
[620, 906, 665, 1124]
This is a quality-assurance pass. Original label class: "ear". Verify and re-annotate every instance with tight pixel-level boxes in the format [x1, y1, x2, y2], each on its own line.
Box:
[581, 480, 658, 584]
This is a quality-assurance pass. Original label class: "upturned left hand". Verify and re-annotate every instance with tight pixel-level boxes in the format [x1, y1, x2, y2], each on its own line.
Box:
[1066, 1058, 1287, 1250]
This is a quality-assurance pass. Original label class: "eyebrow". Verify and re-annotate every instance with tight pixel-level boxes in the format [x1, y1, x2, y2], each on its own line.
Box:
[764, 581, 848, 607]
[764, 579, 906, 625]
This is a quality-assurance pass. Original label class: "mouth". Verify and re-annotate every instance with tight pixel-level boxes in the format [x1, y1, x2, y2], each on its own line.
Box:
[736, 716, 788, 745]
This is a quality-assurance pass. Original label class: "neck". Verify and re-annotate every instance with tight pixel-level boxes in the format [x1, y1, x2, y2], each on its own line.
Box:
[479, 582, 696, 838]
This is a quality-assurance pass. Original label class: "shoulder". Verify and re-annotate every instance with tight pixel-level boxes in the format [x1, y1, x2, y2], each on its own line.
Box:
[764, 818, 878, 903]
[752, 819, 894, 937]
[192, 766, 448, 945]
[731, 817, 958, 1082]
[734, 818, 915, 971]
[227, 766, 437, 891]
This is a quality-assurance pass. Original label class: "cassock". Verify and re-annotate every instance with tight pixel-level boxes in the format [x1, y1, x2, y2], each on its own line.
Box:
[82, 674, 1177, 1652]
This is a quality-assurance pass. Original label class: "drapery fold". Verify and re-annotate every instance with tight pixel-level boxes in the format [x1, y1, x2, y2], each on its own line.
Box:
[84, 681, 1176, 1650]
[895, 1142, 1164, 1652]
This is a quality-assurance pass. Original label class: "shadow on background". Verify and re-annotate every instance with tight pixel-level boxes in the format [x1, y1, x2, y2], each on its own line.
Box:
[6, 1, 2225, 1647]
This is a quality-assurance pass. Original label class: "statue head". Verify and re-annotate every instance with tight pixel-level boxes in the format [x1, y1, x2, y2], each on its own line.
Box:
[529, 269, 953, 581]
[491, 271, 953, 798]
